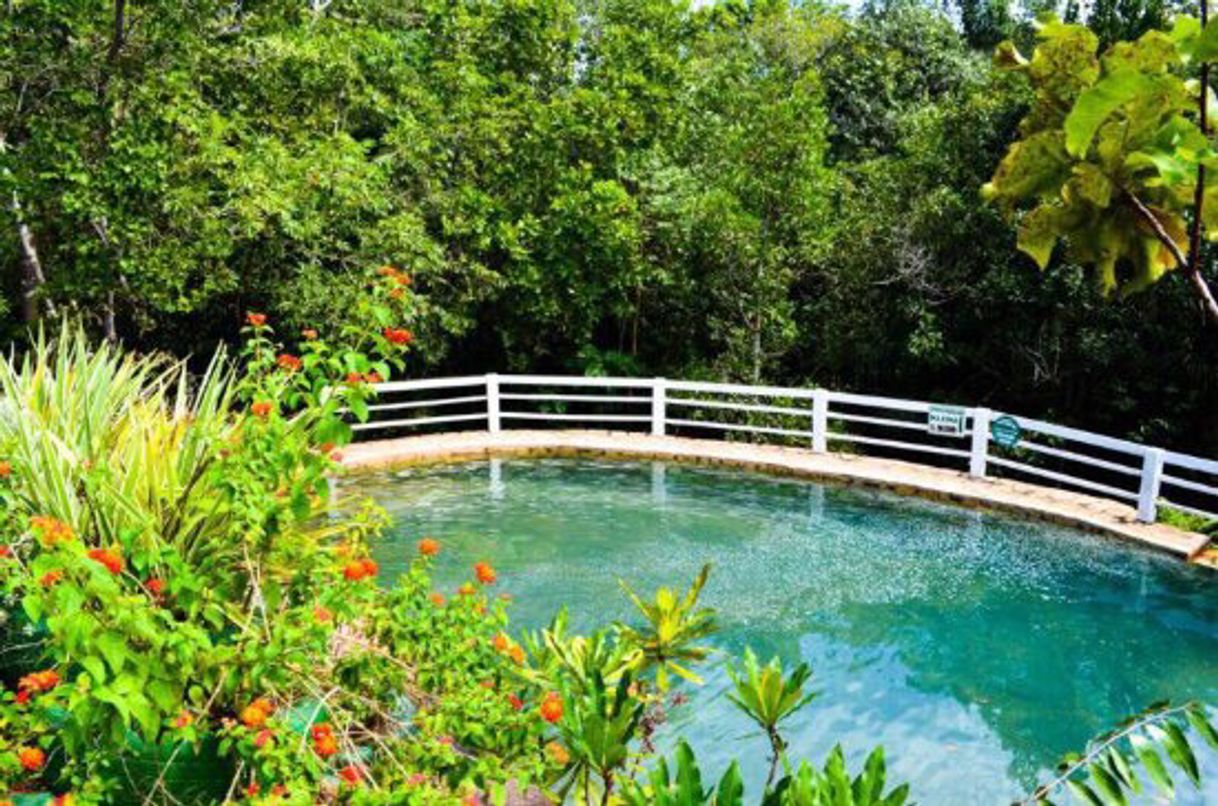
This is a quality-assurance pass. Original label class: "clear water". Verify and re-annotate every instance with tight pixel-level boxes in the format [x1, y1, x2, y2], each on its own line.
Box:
[344, 459, 1218, 804]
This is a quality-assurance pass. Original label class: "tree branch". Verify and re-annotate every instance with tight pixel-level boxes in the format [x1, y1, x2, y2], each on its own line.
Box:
[1126, 191, 1218, 325]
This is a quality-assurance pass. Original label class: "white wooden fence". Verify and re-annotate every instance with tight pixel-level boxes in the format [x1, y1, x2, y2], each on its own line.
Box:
[352, 374, 1218, 526]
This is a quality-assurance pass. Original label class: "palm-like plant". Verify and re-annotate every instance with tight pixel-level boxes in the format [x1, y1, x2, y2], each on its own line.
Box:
[0, 324, 238, 561]
[727, 648, 817, 786]
[616, 563, 717, 691]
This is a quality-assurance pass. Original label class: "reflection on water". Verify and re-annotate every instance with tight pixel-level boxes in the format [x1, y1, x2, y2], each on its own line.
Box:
[342, 459, 1218, 805]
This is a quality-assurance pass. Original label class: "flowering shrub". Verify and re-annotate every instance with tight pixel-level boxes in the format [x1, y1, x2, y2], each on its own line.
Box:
[0, 267, 912, 804]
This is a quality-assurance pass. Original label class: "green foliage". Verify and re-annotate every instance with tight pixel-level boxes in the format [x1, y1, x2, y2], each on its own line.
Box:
[983, 15, 1217, 297]
[1026, 701, 1218, 805]
[617, 562, 717, 691]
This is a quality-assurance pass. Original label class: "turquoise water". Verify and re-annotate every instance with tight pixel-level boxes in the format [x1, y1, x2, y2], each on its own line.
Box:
[347, 459, 1218, 804]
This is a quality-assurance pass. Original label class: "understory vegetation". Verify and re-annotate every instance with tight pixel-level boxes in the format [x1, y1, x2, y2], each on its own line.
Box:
[4, 0, 1218, 450]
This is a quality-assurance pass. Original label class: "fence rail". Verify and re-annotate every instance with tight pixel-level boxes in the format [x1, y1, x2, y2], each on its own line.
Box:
[351, 374, 1218, 526]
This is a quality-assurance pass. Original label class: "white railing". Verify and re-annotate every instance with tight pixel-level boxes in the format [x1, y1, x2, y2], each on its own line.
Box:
[352, 374, 1218, 526]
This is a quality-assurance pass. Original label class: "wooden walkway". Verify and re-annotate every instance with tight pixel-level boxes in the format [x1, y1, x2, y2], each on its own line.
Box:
[339, 430, 1213, 563]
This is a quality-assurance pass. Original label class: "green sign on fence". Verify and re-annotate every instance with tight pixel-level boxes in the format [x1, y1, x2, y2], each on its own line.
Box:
[990, 415, 1022, 449]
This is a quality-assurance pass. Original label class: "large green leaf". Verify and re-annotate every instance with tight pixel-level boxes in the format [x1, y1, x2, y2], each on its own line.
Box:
[1065, 69, 1150, 157]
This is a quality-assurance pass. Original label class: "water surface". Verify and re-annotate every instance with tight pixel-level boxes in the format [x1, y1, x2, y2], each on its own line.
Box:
[344, 459, 1218, 804]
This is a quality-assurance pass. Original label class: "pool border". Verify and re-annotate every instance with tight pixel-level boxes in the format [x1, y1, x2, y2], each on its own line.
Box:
[338, 430, 1213, 563]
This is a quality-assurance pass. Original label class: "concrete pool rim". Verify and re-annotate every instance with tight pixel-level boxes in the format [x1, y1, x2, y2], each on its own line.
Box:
[337, 430, 1214, 565]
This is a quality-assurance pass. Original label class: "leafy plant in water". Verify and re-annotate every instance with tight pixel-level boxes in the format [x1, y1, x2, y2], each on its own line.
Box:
[616, 562, 717, 691]
[727, 648, 818, 786]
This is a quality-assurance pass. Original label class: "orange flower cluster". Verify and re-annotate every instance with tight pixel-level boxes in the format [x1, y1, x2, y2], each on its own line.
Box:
[491, 633, 509, 652]
[30, 515, 73, 546]
[312, 723, 338, 757]
[39, 570, 63, 587]
[301, 328, 318, 340]
[545, 741, 570, 765]
[377, 266, 412, 286]
[17, 746, 44, 772]
[313, 605, 333, 623]
[429, 592, 446, 607]
[0, 546, 11, 558]
[145, 578, 166, 597]
[539, 692, 563, 724]
[344, 371, 382, 385]
[240, 698, 275, 728]
[338, 764, 363, 785]
[246, 312, 267, 327]
[417, 537, 440, 557]
[0, 461, 11, 478]
[342, 558, 379, 581]
[250, 400, 274, 418]
[276, 353, 302, 372]
[19, 669, 59, 697]
[174, 710, 194, 729]
[87, 547, 123, 575]
[474, 562, 497, 585]
[382, 327, 413, 345]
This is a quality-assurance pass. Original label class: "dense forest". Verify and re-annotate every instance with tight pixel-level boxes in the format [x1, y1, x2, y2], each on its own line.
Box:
[3, 0, 1216, 452]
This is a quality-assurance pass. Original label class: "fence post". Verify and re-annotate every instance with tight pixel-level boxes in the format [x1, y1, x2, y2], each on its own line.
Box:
[486, 373, 501, 434]
[969, 407, 991, 478]
[811, 389, 828, 453]
[1136, 447, 1165, 523]
[651, 378, 666, 436]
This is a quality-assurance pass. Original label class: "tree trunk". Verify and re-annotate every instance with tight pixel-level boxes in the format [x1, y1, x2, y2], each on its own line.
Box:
[11, 191, 49, 323]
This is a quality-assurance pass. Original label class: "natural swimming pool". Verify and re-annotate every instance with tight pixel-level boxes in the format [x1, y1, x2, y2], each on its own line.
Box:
[345, 458, 1218, 804]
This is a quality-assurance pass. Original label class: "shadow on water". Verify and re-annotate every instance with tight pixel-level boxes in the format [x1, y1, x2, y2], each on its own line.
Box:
[344, 458, 1218, 805]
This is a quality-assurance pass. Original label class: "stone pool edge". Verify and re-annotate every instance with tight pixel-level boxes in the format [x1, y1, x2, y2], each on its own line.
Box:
[337, 429, 1213, 564]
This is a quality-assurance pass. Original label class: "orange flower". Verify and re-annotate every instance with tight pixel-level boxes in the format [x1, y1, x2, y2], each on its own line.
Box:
[250, 400, 274, 418]
[39, 569, 63, 587]
[254, 729, 274, 748]
[377, 265, 399, 278]
[546, 741, 570, 765]
[338, 764, 362, 785]
[462, 793, 481, 806]
[17, 746, 44, 771]
[302, 328, 318, 340]
[240, 703, 269, 729]
[389, 286, 405, 300]
[275, 353, 302, 372]
[0, 545, 11, 558]
[311, 723, 338, 757]
[345, 372, 363, 385]
[30, 515, 73, 545]
[0, 461, 11, 477]
[313, 606, 333, 623]
[474, 562, 497, 585]
[363, 371, 383, 384]
[382, 327, 413, 345]
[87, 547, 123, 575]
[146, 578, 166, 596]
[15, 690, 30, 705]
[509, 644, 525, 665]
[417, 537, 440, 557]
[508, 693, 524, 711]
[246, 312, 267, 327]
[394, 273, 412, 287]
[245, 782, 260, 798]
[174, 710, 193, 729]
[457, 582, 476, 597]
[429, 592, 446, 607]
[491, 633, 509, 652]
[360, 558, 379, 578]
[342, 562, 364, 581]
[19, 669, 59, 694]
[539, 692, 563, 724]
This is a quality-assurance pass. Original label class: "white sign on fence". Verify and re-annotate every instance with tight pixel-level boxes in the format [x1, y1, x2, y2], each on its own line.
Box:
[927, 404, 967, 436]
